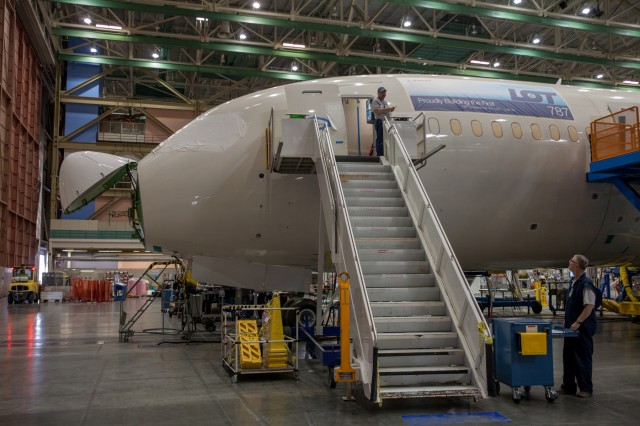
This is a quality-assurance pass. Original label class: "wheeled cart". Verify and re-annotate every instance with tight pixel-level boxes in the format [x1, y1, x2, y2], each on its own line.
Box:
[221, 304, 299, 382]
[493, 318, 557, 403]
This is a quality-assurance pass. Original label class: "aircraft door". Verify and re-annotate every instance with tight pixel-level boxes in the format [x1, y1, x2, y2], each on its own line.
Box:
[284, 84, 348, 155]
[342, 97, 374, 156]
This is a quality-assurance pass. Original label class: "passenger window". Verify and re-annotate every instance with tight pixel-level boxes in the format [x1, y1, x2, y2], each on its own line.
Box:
[511, 122, 523, 139]
[471, 120, 483, 137]
[450, 119, 462, 136]
[428, 117, 440, 135]
[550, 124, 561, 141]
[530, 123, 542, 140]
[491, 121, 503, 138]
[568, 126, 579, 142]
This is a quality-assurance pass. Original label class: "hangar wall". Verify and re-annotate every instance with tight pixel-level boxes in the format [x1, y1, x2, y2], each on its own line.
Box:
[0, 0, 42, 295]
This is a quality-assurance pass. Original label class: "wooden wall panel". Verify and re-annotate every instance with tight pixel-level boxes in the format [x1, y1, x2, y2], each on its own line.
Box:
[0, 0, 41, 267]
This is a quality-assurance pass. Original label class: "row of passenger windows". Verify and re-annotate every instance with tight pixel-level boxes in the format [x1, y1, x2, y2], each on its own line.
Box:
[429, 118, 580, 142]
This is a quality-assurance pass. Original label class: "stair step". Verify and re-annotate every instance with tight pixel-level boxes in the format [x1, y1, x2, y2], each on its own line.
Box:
[348, 206, 409, 217]
[371, 301, 446, 317]
[379, 365, 469, 376]
[365, 274, 435, 288]
[340, 172, 395, 182]
[374, 315, 450, 332]
[379, 385, 481, 400]
[378, 348, 463, 357]
[344, 188, 401, 198]
[368, 287, 441, 303]
[337, 163, 391, 173]
[351, 216, 413, 228]
[353, 227, 416, 239]
[377, 331, 459, 349]
[345, 197, 405, 207]
[360, 260, 428, 274]
[358, 248, 424, 262]
[342, 179, 397, 189]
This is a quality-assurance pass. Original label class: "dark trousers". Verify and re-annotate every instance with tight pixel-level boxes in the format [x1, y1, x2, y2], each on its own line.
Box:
[375, 119, 384, 156]
[562, 331, 594, 393]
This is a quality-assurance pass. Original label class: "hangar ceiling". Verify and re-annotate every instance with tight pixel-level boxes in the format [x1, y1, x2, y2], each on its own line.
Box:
[32, 0, 640, 105]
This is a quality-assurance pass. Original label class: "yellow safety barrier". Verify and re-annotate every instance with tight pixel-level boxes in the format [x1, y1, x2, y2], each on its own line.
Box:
[238, 320, 262, 369]
[264, 294, 289, 368]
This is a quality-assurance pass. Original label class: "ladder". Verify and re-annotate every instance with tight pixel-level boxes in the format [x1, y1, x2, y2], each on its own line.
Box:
[312, 116, 491, 403]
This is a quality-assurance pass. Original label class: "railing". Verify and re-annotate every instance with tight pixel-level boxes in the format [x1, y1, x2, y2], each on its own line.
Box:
[591, 106, 640, 161]
[383, 118, 491, 398]
[312, 116, 378, 400]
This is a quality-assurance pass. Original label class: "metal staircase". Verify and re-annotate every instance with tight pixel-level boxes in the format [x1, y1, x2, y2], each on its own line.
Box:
[312, 115, 491, 403]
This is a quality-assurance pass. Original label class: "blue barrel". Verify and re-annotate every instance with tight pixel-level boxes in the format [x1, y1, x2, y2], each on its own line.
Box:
[114, 283, 127, 301]
[162, 288, 172, 310]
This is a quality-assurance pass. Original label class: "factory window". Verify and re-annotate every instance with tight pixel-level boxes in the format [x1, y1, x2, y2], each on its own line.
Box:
[568, 126, 579, 142]
[450, 119, 462, 135]
[491, 121, 503, 138]
[471, 120, 483, 137]
[511, 122, 523, 139]
[428, 117, 440, 135]
[530, 123, 542, 140]
[549, 125, 561, 141]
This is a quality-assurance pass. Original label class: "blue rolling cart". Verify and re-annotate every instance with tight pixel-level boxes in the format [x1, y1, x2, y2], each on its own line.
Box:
[493, 318, 558, 403]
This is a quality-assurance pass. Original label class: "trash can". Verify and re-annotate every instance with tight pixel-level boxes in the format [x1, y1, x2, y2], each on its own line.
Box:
[114, 283, 127, 301]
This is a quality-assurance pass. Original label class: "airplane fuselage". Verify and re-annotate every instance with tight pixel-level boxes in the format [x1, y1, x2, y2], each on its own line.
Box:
[135, 75, 639, 275]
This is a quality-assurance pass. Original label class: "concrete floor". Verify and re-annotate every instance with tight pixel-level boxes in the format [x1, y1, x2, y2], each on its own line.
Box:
[1, 298, 639, 426]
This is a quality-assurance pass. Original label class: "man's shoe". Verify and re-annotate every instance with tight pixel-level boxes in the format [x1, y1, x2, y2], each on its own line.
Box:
[576, 391, 592, 398]
[556, 388, 575, 395]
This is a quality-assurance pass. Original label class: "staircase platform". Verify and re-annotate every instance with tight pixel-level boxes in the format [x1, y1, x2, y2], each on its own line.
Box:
[380, 384, 481, 400]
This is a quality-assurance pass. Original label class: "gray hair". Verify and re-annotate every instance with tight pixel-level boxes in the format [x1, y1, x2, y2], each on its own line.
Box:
[573, 254, 589, 270]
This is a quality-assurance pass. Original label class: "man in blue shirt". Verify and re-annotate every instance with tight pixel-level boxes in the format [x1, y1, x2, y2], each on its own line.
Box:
[372, 87, 395, 156]
[559, 254, 597, 398]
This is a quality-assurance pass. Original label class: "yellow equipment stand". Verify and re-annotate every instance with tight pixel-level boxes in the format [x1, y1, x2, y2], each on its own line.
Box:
[334, 272, 356, 401]
[237, 320, 262, 369]
[265, 294, 289, 368]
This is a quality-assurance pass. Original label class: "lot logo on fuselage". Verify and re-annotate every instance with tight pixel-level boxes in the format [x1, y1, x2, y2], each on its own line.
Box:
[508, 89, 559, 105]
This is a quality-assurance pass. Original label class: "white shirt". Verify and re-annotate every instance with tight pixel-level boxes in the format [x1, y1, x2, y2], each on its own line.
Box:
[372, 97, 390, 120]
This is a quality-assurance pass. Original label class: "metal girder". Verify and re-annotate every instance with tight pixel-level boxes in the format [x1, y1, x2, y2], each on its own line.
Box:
[47, 0, 640, 39]
[60, 93, 199, 110]
[53, 26, 640, 72]
[59, 141, 158, 154]
[59, 53, 315, 82]
[387, 0, 640, 39]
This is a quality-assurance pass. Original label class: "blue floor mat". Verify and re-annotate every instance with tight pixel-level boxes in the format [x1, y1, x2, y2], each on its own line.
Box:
[402, 412, 511, 425]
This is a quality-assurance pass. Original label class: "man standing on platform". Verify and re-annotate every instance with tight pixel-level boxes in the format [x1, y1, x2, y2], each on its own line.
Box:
[372, 87, 395, 156]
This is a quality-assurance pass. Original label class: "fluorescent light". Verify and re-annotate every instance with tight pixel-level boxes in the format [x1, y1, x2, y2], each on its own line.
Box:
[96, 24, 123, 30]
[83, 17, 92, 25]
[470, 60, 490, 65]
[623, 80, 639, 85]
[513, 0, 523, 4]
[283, 42, 306, 48]
[196, 17, 208, 21]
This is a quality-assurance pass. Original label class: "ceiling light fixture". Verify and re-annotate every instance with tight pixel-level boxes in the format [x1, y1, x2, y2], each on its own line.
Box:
[623, 80, 639, 85]
[532, 35, 541, 44]
[291, 62, 299, 72]
[595, 73, 604, 79]
[492, 61, 501, 68]
[83, 17, 92, 25]
[513, 0, 523, 4]
[581, 7, 592, 15]
[152, 52, 160, 59]
[470, 59, 490, 65]
[403, 18, 412, 28]
[252, 1, 260, 9]
[90, 47, 97, 53]
[96, 24, 123, 30]
[196, 17, 208, 22]
[283, 42, 306, 49]
[239, 32, 247, 40]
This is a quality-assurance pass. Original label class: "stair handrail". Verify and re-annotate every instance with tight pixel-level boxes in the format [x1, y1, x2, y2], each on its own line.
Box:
[383, 117, 491, 398]
[312, 116, 378, 399]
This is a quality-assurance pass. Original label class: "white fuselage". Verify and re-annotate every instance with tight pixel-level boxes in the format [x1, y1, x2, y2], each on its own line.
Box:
[136, 75, 640, 275]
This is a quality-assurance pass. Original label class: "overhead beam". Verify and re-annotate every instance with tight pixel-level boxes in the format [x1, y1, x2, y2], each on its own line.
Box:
[59, 141, 158, 154]
[47, 0, 640, 39]
[52, 24, 640, 72]
[60, 92, 200, 111]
